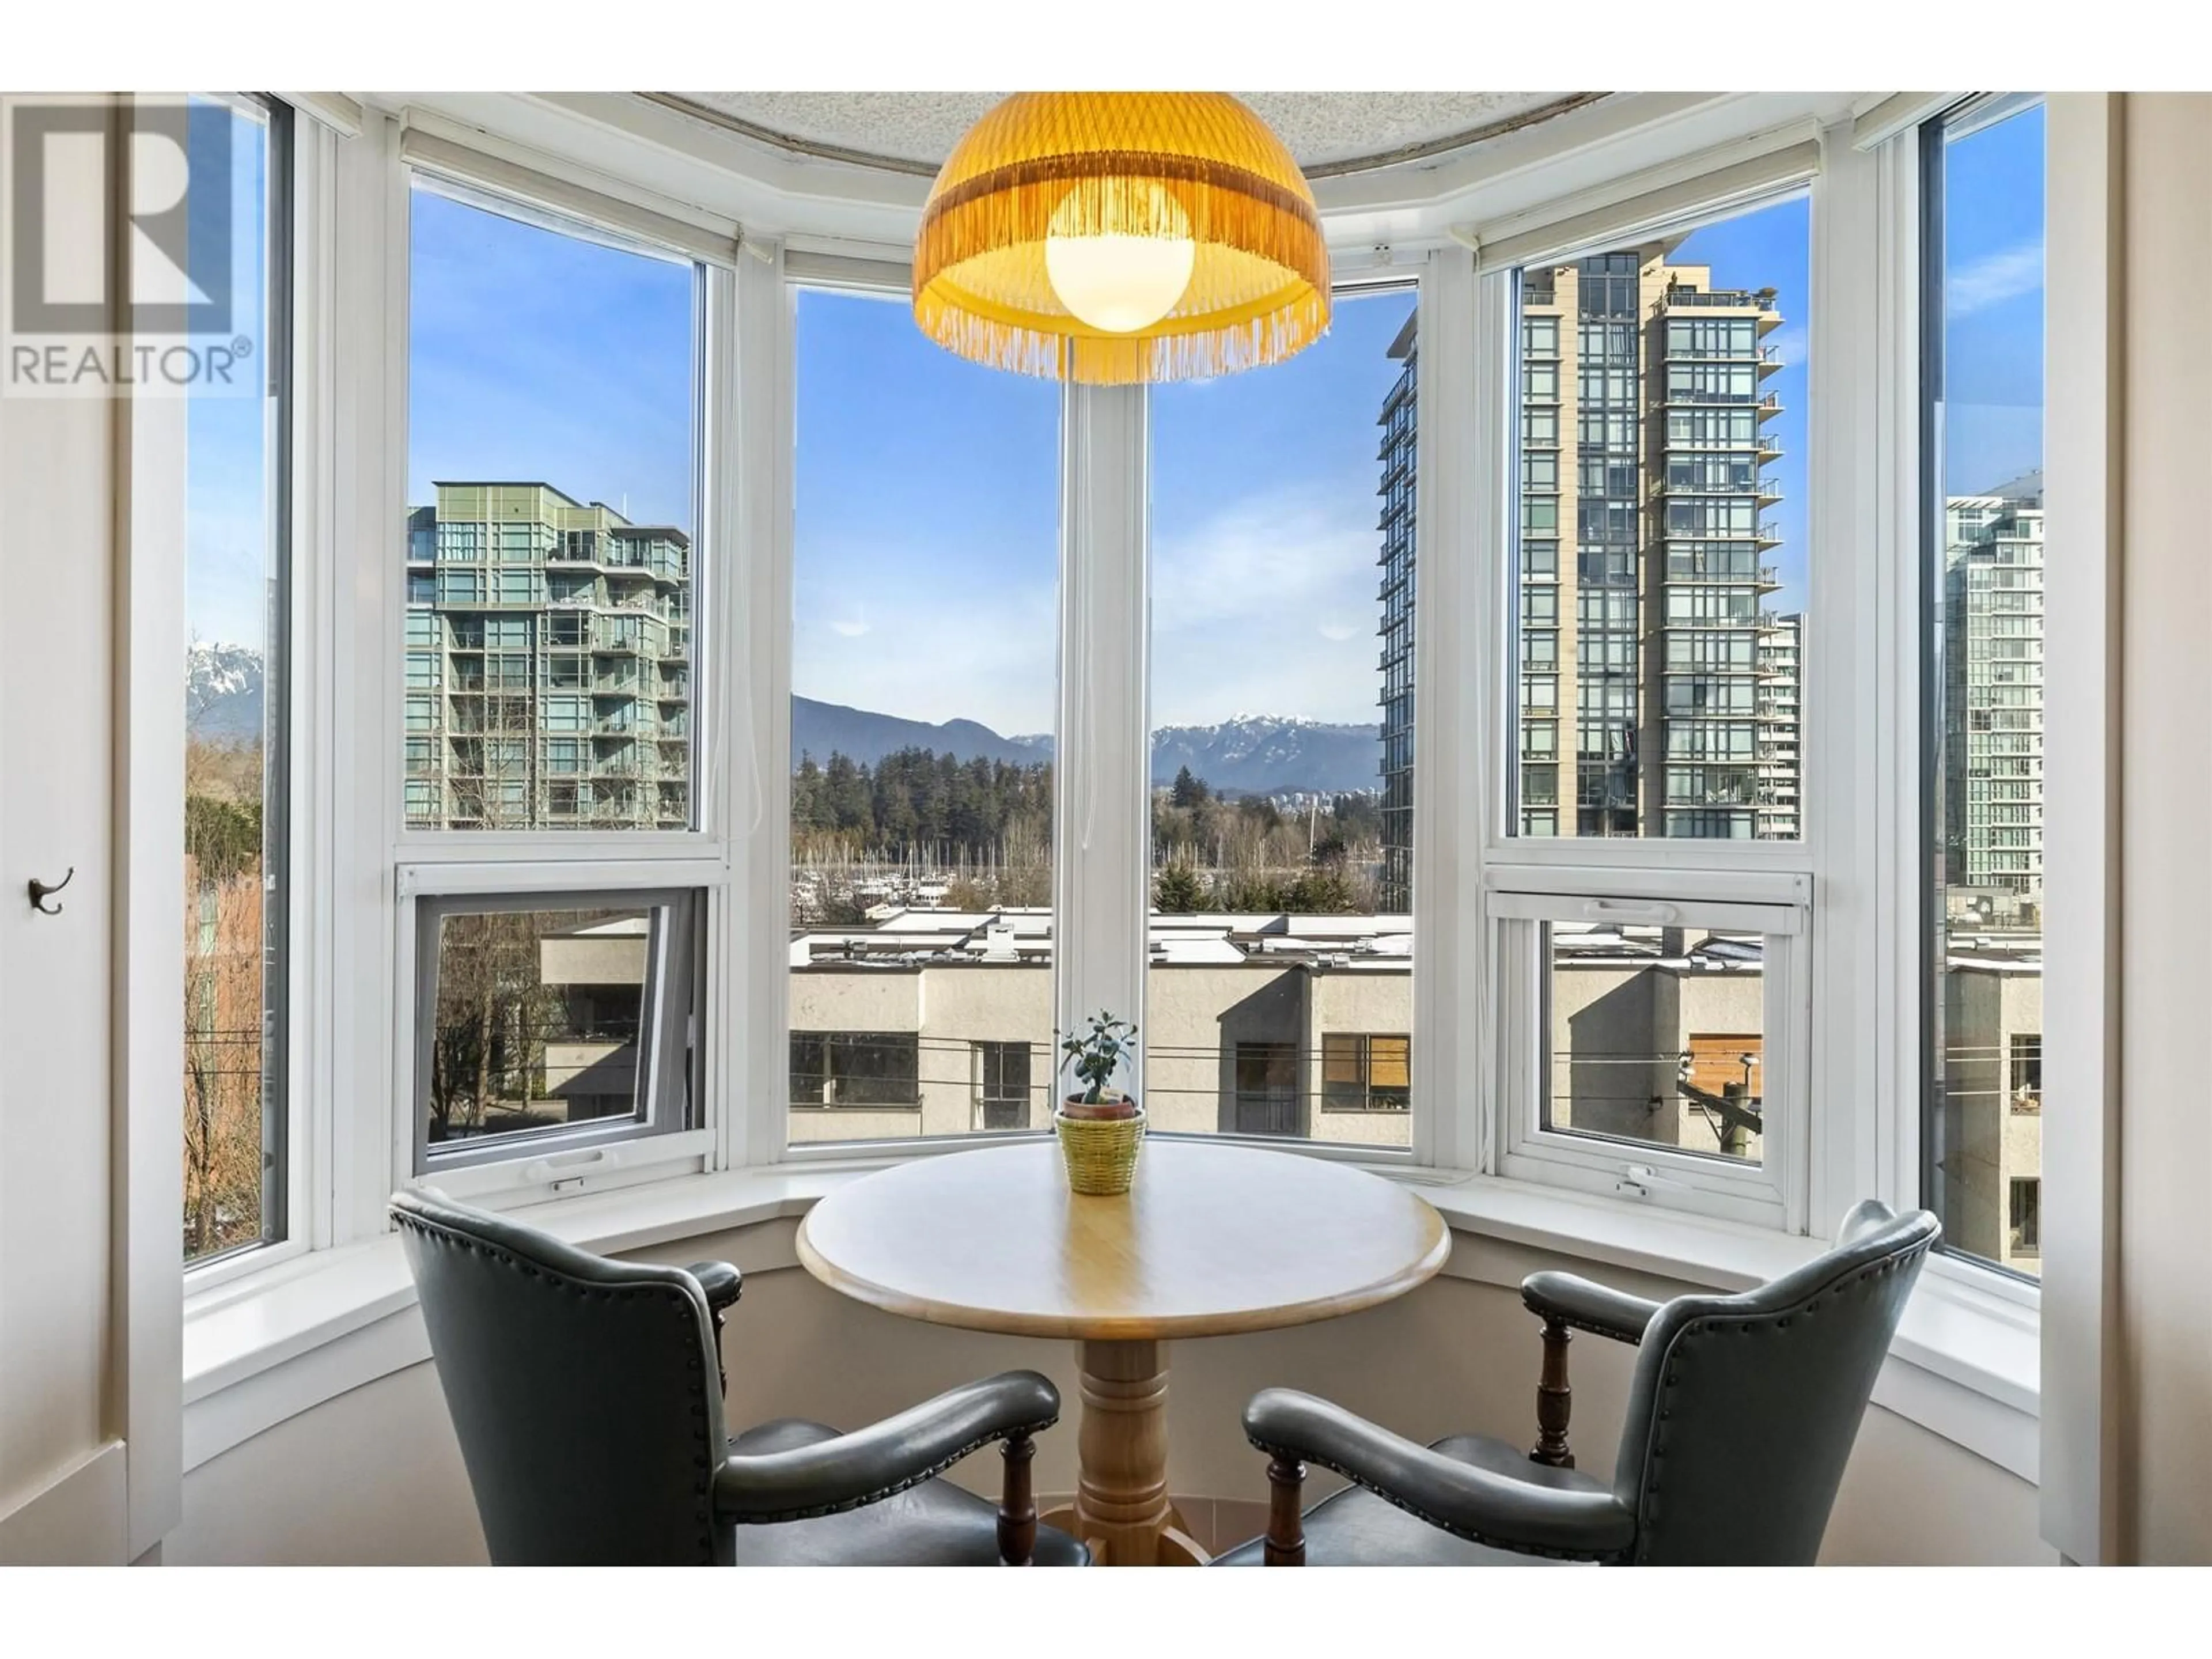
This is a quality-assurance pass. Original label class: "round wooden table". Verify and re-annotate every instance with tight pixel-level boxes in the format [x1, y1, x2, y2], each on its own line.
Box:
[796, 1138, 1450, 1566]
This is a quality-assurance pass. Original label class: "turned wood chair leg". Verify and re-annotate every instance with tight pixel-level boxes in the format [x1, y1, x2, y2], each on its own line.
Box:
[1530, 1315, 1575, 1469]
[709, 1308, 728, 1399]
[997, 1433, 1037, 1565]
[1263, 1453, 1307, 1566]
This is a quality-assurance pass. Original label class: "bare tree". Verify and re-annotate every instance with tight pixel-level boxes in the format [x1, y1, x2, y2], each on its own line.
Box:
[183, 857, 267, 1256]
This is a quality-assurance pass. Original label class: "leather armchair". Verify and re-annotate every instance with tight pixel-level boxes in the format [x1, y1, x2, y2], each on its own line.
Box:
[1218, 1199, 1940, 1567]
[391, 1188, 1087, 1566]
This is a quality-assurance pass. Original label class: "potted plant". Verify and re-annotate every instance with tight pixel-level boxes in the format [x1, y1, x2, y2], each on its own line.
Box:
[1054, 1012, 1145, 1194]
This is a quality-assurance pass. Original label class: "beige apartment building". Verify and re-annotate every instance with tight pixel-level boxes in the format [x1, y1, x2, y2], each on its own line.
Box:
[1937, 948, 2044, 1272]
[526, 907, 1825, 1167]
[527, 902, 2031, 1266]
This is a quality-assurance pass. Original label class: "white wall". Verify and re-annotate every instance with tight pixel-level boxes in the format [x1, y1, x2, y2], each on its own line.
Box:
[2112, 90, 2212, 1566]
[164, 1221, 2049, 1565]
[0, 217, 122, 1560]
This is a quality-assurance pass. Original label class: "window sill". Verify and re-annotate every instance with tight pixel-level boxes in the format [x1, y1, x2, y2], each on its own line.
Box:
[181, 1159, 2040, 1482]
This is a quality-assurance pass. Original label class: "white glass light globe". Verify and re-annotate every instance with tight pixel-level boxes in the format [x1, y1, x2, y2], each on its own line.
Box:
[1044, 183, 1195, 334]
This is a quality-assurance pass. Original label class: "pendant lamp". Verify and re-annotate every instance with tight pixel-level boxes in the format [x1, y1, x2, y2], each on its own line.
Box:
[913, 92, 1330, 385]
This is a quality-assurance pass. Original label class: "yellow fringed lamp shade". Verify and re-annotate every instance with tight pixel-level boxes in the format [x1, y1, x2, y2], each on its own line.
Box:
[914, 92, 1331, 385]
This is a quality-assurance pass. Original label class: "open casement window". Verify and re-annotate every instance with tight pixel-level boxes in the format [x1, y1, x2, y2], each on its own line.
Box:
[1473, 169, 1818, 1230]
[1487, 868, 1810, 1229]
[403, 880, 708, 1188]
[387, 139, 734, 1205]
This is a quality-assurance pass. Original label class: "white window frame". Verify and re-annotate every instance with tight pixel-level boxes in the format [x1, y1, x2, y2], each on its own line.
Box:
[1464, 161, 1824, 1230]
[1485, 865, 1811, 1231]
[177, 94, 325, 1294]
[397, 872, 712, 1191]
[355, 128, 747, 1216]
[766, 262, 1460, 1170]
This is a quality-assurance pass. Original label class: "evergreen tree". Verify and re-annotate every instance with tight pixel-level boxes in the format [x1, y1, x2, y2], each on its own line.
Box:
[1153, 862, 1210, 914]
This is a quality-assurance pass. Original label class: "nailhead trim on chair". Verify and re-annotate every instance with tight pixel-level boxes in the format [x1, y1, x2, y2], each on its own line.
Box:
[1626, 1239, 1931, 1565]
[395, 1206, 1065, 1547]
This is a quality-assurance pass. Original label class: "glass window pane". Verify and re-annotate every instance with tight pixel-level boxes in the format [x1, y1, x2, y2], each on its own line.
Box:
[425, 906, 647, 1145]
[1147, 288, 1416, 1146]
[1508, 200, 1808, 840]
[405, 182, 699, 830]
[1926, 99, 2045, 1280]
[184, 95, 286, 1263]
[788, 288, 1058, 1145]
[1543, 923, 1767, 1165]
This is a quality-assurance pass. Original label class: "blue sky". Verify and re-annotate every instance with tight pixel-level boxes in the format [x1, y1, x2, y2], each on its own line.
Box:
[794, 289, 1059, 733]
[189, 105, 2045, 734]
[1940, 103, 2047, 497]
[184, 99, 271, 649]
[1673, 196, 1810, 614]
[405, 190, 696, 527]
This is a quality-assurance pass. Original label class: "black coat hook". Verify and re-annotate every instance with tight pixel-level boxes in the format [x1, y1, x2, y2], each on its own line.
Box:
[28, 868, 74, 915]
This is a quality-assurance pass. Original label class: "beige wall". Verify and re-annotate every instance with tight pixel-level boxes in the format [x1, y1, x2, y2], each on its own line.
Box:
[165, 1221, 2048, 1566]
[1550, 959, 1766, 1157]
[1939, 968, 2044, 1269]
[2113, 91, 2212, 1566]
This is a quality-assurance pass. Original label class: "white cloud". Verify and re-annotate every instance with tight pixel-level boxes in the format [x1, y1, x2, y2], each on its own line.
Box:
[1766, 326, 1808, 369]
[1946, 240, 2043, 319]
[795, 547, 1057, 734]
[1151, 478, 1382, 726]
[790, 475, 1390, 734]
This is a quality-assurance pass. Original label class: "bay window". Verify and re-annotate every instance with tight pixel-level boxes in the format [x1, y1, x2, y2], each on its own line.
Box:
[169, 94, 2071, 1368]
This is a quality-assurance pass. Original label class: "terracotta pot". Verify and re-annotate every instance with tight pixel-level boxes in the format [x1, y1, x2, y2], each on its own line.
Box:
[1059, 1092, 1139, 1122]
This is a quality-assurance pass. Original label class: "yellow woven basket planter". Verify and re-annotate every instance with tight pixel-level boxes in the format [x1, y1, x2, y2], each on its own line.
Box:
[1054, 1105, 1146, 1196]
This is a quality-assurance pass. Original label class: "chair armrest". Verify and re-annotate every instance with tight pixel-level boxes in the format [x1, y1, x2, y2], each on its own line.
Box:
[687, 1260, 743, 1317]
[714, 1370, 1060, 1526]
[1243, 1389, 1635, 1562]
[1521, 1271, 1660, 1344]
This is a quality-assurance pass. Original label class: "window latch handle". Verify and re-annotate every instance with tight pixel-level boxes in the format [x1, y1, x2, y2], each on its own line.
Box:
[1616, 1162, 1688, 1199]
[522, 1147, 621, 1192]
[1583, 899, 1680, 925]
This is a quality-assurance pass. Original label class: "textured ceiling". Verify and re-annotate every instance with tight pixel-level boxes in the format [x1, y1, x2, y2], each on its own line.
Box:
[659, 91, 1603, 176]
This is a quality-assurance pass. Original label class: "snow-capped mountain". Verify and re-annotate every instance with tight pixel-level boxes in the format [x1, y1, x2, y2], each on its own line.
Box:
[1148, 714, 1380, 796]
[187, 642, 265, 741]
[891, 711, 1382, 796]
[185, 652, 1382, 794]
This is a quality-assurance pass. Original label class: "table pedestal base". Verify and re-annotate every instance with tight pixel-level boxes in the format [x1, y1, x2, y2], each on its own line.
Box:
[1040, 1338, 1209, 1566]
